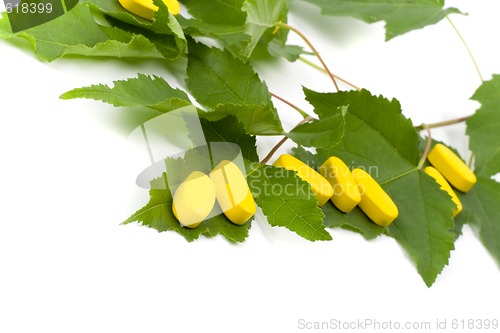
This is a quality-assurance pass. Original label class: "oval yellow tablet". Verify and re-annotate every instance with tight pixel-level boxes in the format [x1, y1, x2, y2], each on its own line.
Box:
[427, 143, 477, 193]
[210, 160, 256, 225]
[319, 156, 361, 213]
[172, 171, 216, 228]
[352, 168, 398, 227]
[118, 0, 180, 21]
[273, 154, 333, 206]
[424, 167, 462, 217]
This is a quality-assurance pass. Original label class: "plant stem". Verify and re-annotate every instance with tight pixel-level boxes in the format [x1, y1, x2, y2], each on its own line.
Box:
[270, 92, 309, 118]
[299, 56, 362, 91]
[260, 116, 314, 164]
[418, 125, 432, 169]
[446, 15, 484, 82]
[414, 115, 471, 131]
[277, 22, 339, 91]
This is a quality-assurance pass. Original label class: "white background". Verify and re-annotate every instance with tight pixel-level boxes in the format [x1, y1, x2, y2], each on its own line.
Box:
[1, 1, 500, 332]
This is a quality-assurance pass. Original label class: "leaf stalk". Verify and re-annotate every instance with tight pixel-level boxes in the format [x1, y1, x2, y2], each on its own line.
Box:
[277, 22, 340, 91]
[299, 56, 361, 91]
[446, 15, 484, 83]
[418, 125, 432, 169]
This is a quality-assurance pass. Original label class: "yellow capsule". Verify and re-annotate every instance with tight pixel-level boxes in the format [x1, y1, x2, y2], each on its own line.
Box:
[424, 167, 463, 217]
[210, 160, 256, 225]
[118, 0, 180, 21]
[427, 143, 477, 193]
[319, 157, 361, 213]
[172, 171, 216, 228]
[273, 154, 334, 206]
[352, 168, 399, 227]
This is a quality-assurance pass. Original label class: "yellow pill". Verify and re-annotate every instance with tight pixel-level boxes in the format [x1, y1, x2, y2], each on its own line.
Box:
[352, 168, 399, 227]
[273, 154, 334, 206]
[427, 143, 477, 193]
[172, 171, 216, 228]
[319, 157, 361, 213]
[118, 0, 180, 21]
[424, 167, 462, 217]
[210, 160, 256, 225]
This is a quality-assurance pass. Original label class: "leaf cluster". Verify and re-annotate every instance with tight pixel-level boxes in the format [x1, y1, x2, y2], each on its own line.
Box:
[2, 0, 499, 287]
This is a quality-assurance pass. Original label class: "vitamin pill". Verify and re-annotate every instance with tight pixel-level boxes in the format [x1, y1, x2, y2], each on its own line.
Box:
[352, 168, 399, 227]
[172, 171, 216, 228]
[273, 154, 333, 206]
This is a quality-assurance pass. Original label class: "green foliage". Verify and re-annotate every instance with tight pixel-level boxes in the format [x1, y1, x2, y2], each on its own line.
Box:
[302, 89, 456, 286]
[2, 0, 500, 286]
[301, 0, 462, 40]
[0, 2, 184, 61]
[126, 115, 331, 242]
[123, 173, 252, 242]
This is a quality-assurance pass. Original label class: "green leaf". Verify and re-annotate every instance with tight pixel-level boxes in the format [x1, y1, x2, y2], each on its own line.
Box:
[186, 40, 273, 108]
[247, 164, 332, 241]
[60, 74, 191, 113]
[241, 0, 287, 58]
[0, 3, 165, 61]
[303, 88, 456, 286]
[292, 146, 385, 240]
[267, 40, 308, 62]
[301, 0, 462, 40]
[286, 114, 345, 149]
[197, 116, 260, 163]
[202, 103, 283, 136]
[468, 75, 500, 178]
[457, 178, 500, 266]
[123, 174, 251, 243]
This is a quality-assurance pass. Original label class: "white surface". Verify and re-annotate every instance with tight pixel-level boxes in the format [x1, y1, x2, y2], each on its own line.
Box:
[1, 1, 500, 332]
